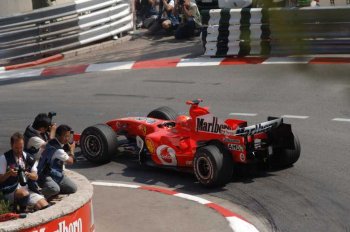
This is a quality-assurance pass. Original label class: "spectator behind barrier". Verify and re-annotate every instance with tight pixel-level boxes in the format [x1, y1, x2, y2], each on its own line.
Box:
[24, 113, 57, 161]
[32, 0, 56, 9]
[37, 125, 77, 199]
[147, 0, 179, 35]
[174, 0, 202, 40]
[135, 0, 159, 28]
[0, 133, 48, 212]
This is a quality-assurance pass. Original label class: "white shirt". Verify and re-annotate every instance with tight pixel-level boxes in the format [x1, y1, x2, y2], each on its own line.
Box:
[0, 152, 38, 175]
[51, 139, 69, 170]
[26, 126, 47, 160]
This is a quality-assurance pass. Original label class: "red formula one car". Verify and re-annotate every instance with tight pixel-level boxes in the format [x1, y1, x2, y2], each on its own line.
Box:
[76, 99, 301, 187]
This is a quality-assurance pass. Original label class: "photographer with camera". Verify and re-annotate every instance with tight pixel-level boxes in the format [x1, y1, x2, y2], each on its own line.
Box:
[37, 125, 77, 199]
[24, 113, 57, 161]
[174, 0, 202, 40]
[147, 0, 179, 35]
[0, 133, 48, 212]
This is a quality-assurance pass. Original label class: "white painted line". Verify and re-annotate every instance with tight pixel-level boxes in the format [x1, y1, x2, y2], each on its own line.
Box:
[174, 193, 212, 205]
[91, 181, 140, 188]
[281, 115, 309, 119]
[177, 57, 224, 67]
[226, 216, 260, 232]
[86, 61, 135, 72]
[262, 57, 313, 64]
[332, 118, 350, 122]
[229, 113, 257, 117]
[0, 68, 44, 80]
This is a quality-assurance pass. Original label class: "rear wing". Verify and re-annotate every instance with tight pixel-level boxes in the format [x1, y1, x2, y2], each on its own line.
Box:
[234, 118, 283, 136]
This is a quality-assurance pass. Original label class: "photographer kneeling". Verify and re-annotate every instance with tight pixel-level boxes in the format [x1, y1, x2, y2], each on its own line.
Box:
[0, 133, 48, 212]
[24, 113, 57, 161]
[175, 0, 202, 40]
[37, 125, 77, 199]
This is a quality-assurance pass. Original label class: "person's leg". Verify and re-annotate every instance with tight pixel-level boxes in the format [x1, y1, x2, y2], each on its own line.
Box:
[176, 20, 195, 39]
[28, 192, 49, 210]
[58, 175, 77, 194]
[143, 15, 157, 28]
[147, 20, 162, 35]
[39, 176, 60, 199]
[14, 188, 30, 212]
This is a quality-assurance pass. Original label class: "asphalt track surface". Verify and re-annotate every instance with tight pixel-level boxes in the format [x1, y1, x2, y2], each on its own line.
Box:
[0, 64, 349, 232]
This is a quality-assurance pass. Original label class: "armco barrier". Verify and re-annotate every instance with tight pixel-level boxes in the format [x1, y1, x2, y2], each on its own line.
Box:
[201, 7, 350, 56]
[0, 170, 94, 232]
[0, 0, 133, 61]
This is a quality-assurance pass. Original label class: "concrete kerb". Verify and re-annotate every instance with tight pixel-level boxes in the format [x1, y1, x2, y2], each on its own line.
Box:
[0, 170, 92, 232]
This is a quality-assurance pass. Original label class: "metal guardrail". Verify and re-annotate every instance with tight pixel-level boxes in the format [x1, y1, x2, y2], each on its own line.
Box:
[0, 0, 133, 61]
[201, 7, 350, 56]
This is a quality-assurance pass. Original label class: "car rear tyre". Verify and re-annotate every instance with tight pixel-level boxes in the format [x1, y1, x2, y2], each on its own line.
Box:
[194, 145, 233, 187]
[272, 134, 301, 167]
[80, 124, 120, 163]
[147, 106, 177, 120]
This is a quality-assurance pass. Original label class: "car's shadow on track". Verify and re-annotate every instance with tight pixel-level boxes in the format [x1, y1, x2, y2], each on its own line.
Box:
[71, 152, 294, 194]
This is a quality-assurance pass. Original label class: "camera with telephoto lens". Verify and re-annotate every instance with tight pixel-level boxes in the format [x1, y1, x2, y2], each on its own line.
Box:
[47, 111, 57, 132]
[16, 166, 27, 186]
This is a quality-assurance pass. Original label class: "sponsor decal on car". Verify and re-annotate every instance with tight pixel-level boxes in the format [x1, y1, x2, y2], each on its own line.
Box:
[156, 145, 177, 166]
[145, 138, 155, 154]
[235, 118, 282, 136]
[228, 144, 244, 152]
[196, 114, 232, 134]
[223, 138, 241, 143]
[138, 125, 147, 135]
[133, 117, 157, 124]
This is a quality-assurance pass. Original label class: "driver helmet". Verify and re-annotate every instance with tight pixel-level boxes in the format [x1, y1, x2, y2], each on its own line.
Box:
[175, 115, 191, 129]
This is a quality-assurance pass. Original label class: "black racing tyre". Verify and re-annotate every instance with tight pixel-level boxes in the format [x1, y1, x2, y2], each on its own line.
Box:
[193, 145, 233, 187]
[147, 106, 178, 120]
[271, 134, 301, 167]
[80, 124, 119, 163]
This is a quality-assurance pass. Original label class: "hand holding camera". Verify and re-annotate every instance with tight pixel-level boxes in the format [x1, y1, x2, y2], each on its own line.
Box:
[8, 168, 18, 177]
[16, 166, 27, 186]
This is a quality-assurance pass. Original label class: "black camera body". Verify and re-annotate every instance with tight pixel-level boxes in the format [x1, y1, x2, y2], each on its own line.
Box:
[179, 0, 184, 5]
[16, 166, 27, 186]
[48, 112, 57, 121]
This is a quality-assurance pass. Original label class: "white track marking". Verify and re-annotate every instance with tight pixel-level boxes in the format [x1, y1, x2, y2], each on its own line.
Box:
[177, 57, 224, 67]
[332, 118, 350, 122]
[281, 115, 309, 119]
[262, 57, 313, 64]
[91, 181, 140, 188]
[0, 68, 44, 79]
[174, 193, 212, 204]
[226, 216, 260, 232]
[86, 61, 135, 72]
[229, 113, 258, 117]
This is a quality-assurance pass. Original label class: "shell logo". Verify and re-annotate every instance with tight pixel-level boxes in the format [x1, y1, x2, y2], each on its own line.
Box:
[156, 145, 177, 166]
[145, 138, 155, 154]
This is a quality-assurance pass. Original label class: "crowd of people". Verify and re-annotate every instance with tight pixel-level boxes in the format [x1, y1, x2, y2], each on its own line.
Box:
[0, 114, 77, 213]
[135, 0, 202, 39]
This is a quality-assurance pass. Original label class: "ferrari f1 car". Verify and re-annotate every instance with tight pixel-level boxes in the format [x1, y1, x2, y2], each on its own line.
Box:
[77, 99, 301, 187]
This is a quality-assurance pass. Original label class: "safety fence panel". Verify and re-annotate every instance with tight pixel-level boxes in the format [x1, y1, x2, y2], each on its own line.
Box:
[0, 0, 133, 61]
[201, 7, 350, 56]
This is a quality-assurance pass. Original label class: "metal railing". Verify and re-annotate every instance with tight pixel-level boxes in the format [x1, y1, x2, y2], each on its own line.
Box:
[201, 7, 350, 56]
[0, 0, 133, 61]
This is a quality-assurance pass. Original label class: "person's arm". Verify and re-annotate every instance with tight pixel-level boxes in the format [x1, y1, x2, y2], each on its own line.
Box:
[0, 156, 17, 183]
[26, 160, 38, 181]
[53, 143, 75, 166]
[49, 123, 57, 139]
[183, 0, 193, 17]
[163, 0, 174, 12]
